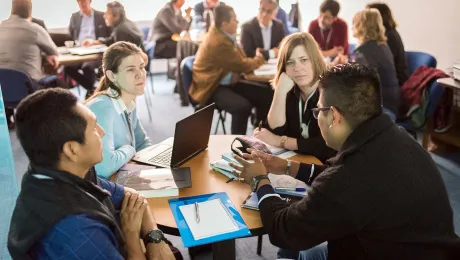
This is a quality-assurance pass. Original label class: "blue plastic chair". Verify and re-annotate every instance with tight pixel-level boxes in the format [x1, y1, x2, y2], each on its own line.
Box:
[181, 56, 228, 134]
[0, 68, 34, 109]
[406, 51, 437, 75]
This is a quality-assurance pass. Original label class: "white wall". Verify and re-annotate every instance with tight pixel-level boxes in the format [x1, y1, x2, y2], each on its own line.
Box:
[299, 0, 460, 69]
[0, 0, 458, 68]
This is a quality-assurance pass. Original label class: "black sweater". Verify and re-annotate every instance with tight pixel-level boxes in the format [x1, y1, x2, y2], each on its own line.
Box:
[385, 28, 409, 87]
[266, 87, 336, 163]
[258, 114, 460, 260]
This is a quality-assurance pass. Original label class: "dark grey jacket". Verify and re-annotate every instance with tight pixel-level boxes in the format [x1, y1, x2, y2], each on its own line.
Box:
[354, 40, 401, 116]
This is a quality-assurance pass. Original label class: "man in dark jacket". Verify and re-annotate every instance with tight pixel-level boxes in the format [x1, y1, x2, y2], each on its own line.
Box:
[230, 63, 459, 260]
[90, 1, 144, 51]
[240, 0, 285, 59]
[8, 89, 176, 259]
[65, 0, 112, 97]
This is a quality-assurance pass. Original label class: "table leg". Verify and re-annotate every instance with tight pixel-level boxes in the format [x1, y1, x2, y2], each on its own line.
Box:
[212, 239, 236, 260]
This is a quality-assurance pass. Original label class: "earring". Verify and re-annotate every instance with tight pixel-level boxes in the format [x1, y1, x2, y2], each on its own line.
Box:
[329, 124, 333, 129]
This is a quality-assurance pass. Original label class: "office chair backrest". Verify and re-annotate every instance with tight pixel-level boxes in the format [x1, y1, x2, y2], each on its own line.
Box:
[181, 55, 198, 106]
[0, 68, 33, 109]
[406, 51, 437, 76]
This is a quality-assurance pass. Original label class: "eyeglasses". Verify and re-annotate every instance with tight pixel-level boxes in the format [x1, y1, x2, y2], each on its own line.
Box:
[311, 106, 345, 119]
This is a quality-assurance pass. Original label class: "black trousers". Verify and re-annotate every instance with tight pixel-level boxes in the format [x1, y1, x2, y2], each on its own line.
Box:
[211, 80, 273, 135]
[154, 39, 177, 59]
[64, 60, 101, 93]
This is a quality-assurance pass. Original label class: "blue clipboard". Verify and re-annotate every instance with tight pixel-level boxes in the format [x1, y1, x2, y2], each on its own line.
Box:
[168, 192, 251, 247]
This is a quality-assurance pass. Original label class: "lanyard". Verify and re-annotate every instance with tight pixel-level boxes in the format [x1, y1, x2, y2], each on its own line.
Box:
[320, 27, 333, 50]
[124, 111, 135, 147]
[298, 86, 318, 139]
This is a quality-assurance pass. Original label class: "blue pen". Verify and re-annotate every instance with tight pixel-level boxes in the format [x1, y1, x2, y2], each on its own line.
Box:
[276, 187, 307, 192]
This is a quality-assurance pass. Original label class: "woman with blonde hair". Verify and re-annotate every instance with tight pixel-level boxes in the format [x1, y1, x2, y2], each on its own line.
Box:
[352, 8, 400, 119]
[254, 32, 336, 163]
[86, 41, 153, 179]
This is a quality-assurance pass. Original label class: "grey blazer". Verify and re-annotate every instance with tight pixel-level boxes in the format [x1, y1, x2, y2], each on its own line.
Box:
[68, 9, 112, 41]
[150, 2, 190, 42]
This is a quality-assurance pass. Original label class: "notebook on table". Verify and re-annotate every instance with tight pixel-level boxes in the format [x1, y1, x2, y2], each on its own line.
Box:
[169, 192, 251, 247]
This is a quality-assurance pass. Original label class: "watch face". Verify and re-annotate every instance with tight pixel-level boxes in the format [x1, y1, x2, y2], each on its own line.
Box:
[149, 230, 164, 243]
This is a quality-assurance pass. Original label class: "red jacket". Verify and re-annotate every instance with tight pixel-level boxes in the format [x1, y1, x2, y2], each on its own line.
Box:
[401, 65, 452, 131]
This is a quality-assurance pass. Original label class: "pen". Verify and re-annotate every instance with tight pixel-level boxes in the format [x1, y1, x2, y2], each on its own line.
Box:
[195, 202, 200, 223]
[275, 188, 307, 192]
[226, 177, 244, 183]
[258, 120, 262, 131]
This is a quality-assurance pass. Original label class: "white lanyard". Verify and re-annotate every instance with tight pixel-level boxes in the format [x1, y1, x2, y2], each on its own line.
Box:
[320, 27, 333, 50]
[298, 86, 318, 139]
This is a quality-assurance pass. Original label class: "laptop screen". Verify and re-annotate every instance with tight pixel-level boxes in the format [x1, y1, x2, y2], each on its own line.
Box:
[170, 103, 215, 166]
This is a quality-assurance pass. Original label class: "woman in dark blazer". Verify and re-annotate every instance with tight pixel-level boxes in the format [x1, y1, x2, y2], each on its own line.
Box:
[367, 2, 409, 87]
[352, 8, 400, 119]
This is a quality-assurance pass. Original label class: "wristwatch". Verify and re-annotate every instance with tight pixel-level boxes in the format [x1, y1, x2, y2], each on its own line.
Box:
[143, 229, 165, 245]
[250, 175, 269, 192]
[285, 160, 291, 175]
[279, 135, 288, 148]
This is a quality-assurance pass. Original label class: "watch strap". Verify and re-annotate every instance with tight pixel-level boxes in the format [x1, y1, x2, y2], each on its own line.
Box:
[251, 175, 269, 192]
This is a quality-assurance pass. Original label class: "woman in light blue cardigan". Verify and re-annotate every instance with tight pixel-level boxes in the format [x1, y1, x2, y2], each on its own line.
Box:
[86, 42, 153, 179]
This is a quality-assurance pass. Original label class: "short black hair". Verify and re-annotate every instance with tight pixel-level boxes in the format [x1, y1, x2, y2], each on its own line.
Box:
[107, 1, 126, 20]
[214, 4, 234, 29]
[320, 0, 340, 17]
[319, 63, 382, 128]
[15, 89, 87, 168]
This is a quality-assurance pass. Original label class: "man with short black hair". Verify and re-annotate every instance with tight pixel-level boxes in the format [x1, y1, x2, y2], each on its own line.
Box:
[87, 1, 144, 51]
[230, 63, 459, 260]
[190, 4, 273, 135]
[308, 0, 349, 58]
[8, 88, 177, 259]
[240, 0, 286, 59]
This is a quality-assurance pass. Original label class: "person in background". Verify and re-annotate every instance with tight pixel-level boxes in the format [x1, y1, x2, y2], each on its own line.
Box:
[150, 0, 192, 59]
[31, 17, 47, 31]
[190, 4, 273, 135]
[308, 0, 349, 58]
[193, 0, 225, 23]
[86, 42, 153, 179]
[255, 32, 335, 168]
[230, 63, 459, 260]
[66, 0, 112, 97]
[367, 2, 409, 86]
[274, 5, 290, 35]
[0, 0, 68, 129]
[8, 88, 176, 259]
[85, 1, 144, 51]
[240, 0, 286, 59]
[352, 8, 400, 119]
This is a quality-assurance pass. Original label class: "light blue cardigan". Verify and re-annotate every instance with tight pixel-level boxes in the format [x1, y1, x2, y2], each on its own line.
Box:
[86, 90, 153, 179]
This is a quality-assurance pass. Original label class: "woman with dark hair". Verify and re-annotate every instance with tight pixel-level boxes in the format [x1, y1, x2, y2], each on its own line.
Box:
[367, 2, 409, 86]
[86, 41, 153, 179]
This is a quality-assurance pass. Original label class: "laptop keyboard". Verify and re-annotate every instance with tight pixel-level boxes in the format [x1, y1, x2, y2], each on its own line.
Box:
[148, 148, 172, 165]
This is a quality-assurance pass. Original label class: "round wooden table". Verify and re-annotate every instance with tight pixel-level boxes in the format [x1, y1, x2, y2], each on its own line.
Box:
[148, 135, 321, 234]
